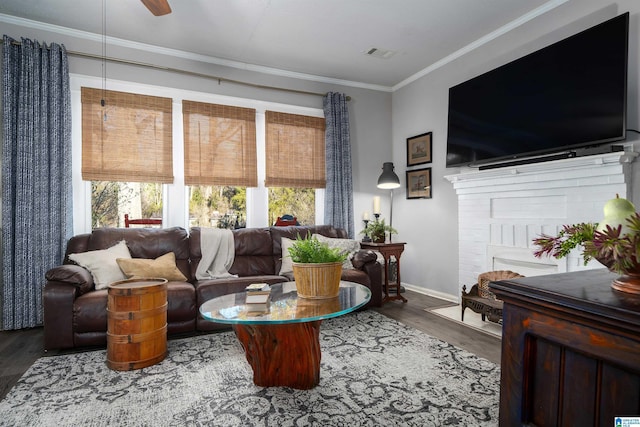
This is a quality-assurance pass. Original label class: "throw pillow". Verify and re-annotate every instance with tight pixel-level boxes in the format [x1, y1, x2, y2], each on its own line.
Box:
[279, 237, 295, 275]
[68, 240, 131, 290]
[312, 233, 360, 270]
[116, 252, 188, 282]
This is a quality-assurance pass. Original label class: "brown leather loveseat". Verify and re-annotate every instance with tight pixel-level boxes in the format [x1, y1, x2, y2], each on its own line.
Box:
[43, 225, 382, 350]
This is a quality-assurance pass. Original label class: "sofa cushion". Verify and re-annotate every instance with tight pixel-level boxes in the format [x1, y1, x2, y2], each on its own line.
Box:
[116, 252, 188, 281]
[73, 283, 196, 336]
[74, 289, 108, 333]
[279, 237, 295, 275]
[340, 268, 371, 287]
[190, 227, 276, 278]
[312, 233, 360, 270]
[86, 227, 192, 281]
[68, 240, 131, 289]
[166, 282, 197, 325]
[270, 225, 348, 274]
[351, 250, 379, 269]
[45, 264, 94, 294]
[195, 275, 287, 308]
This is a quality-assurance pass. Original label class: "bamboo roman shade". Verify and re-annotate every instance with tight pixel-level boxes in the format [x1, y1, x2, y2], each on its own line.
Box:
[265, 111, 326, 188]
[183, 101, 257, 187]
[81, 87, 173, 183]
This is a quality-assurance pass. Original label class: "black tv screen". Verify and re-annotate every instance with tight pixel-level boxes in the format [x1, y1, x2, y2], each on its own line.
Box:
[446, 12, 628, 168]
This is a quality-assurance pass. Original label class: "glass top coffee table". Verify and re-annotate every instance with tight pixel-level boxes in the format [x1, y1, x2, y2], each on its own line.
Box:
[200, 281, 371, 389]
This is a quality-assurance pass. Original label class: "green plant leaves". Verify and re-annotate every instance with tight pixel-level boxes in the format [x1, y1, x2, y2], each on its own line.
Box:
[287, 233, 348, 263]
[533, 214, 640, 273]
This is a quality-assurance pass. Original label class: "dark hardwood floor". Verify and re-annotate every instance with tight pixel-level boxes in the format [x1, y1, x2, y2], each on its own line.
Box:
[372, 290, 501, 364]
[0, 289, 501, 401]
[0, 327, 45, 400]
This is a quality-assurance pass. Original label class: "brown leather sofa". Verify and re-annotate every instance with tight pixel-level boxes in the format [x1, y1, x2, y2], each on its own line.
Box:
[43, 225, 382, 350]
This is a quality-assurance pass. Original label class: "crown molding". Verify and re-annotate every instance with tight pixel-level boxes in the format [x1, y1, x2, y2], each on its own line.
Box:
[393, 0, 570, 91]
[0, 13, 392, 93]
[1, 0, 569, 94]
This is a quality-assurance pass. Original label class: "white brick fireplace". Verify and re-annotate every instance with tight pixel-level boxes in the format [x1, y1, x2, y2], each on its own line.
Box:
[445, 151, 636, 287]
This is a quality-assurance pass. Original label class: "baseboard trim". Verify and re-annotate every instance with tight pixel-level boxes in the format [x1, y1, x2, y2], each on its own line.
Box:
[401, 283, 458, 304]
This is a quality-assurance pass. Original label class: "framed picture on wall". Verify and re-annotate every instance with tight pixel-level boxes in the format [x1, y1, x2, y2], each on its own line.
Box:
[406, 132, 432, 166]
[406, 168, 432, 199]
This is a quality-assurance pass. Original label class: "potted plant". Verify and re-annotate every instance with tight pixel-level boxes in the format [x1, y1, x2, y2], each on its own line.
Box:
[532, 195, 640, 294]
[287, 233, 348, 299]
[360, 218, 397, 243]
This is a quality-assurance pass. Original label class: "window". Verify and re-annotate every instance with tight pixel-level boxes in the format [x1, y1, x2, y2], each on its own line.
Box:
[82, 87, 172, 229]
[72, 75, 325, 234]
[265, 111, 325, 188]
[183, 101, 256, 229]
[182, 101, 257, 187]
[91, 181, 162, 228]
[268, 187, 315, 225]
[189, 185, 246, 228]
[265, 111, 325, 226]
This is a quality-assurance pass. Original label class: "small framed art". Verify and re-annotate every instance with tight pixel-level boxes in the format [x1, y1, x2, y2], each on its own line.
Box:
[406, 132, 432, 166]
[406, 168, 432, 199]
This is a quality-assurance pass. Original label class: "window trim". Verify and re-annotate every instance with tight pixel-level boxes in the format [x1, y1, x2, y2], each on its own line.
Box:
[70, 74, 324, 234]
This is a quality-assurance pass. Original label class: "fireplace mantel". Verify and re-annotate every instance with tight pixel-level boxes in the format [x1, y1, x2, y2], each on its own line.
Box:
[445, 152, 635, 290]
[445, 151, 636, 187]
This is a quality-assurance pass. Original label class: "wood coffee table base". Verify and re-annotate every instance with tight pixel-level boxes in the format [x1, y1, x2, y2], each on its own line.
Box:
[233, 321, 322, 389]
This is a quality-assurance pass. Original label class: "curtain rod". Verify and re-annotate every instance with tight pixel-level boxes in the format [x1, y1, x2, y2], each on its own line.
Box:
[2, 39, 351, 100]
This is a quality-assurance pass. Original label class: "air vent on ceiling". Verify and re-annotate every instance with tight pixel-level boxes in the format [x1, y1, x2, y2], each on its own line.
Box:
[364, 47, 396, 59]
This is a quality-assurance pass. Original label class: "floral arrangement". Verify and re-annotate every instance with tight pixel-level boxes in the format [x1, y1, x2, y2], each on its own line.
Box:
[533, 195, 640, 274]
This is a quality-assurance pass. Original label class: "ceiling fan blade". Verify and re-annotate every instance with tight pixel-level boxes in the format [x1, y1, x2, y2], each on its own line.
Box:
[141, 0, 171, 16]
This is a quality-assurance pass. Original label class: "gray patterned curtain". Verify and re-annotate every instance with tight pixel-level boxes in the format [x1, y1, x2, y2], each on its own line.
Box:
[1, 36, 72, 330]
[323, 92, 354, 237]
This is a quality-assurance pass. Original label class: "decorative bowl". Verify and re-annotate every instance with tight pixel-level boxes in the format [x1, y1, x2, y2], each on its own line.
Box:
[596, 256, 640, 295]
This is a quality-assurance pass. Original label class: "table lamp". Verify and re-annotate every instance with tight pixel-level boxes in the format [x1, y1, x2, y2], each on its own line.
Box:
[377, 162, 401, 242]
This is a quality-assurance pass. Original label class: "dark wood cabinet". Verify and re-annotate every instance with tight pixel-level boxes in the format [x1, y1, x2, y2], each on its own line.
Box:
[490, 269, 640, 427]
[360, 241, 406, 303]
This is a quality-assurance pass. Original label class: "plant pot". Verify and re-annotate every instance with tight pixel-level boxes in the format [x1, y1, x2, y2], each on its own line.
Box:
[292, 262, 342, 299]
[611, 272, 640, 294]
[371, 233, 385, 243]
[296, 296, 342, 317]
[596, 256, 640, 294]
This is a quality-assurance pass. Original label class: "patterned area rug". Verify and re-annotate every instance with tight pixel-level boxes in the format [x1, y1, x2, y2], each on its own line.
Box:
[0, 311, 499, 426]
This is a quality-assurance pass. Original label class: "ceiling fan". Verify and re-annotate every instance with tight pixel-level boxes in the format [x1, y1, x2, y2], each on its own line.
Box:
[141, 0, 172, 16]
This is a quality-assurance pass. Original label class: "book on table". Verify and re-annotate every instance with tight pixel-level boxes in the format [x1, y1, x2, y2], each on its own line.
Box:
[246, 292, 270, 304]
[245, 283, 271, 295]
[245, 289, 271, 314]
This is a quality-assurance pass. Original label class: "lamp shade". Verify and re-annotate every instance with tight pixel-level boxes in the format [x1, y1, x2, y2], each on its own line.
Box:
[377, 162, 401, 189]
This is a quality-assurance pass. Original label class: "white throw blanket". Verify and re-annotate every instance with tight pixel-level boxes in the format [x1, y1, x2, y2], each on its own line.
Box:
[195, 228, 237, 280]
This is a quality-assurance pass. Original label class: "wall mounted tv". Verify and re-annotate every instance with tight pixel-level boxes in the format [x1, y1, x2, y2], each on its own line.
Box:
[446, 12, 628, 169]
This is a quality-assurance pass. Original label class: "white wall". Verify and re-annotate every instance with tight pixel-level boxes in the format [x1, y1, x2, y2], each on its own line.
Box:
[392, 0, 640, 300]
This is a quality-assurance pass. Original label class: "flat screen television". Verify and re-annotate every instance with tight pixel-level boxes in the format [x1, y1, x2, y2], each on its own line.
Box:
[446, 12, 629, 168]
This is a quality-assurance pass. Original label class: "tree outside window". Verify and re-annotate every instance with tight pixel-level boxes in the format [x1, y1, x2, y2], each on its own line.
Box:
[268, 187, 315, 225]
[91, 181, 162, 229]
[189, 185, 247, 229]
[187, 185, 315, 228]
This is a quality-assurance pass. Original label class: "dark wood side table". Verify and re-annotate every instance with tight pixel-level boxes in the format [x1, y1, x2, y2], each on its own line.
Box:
[490, 269, 640, 426]
[360, 241, 407, 303]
